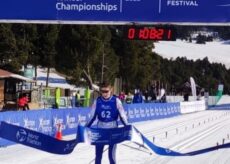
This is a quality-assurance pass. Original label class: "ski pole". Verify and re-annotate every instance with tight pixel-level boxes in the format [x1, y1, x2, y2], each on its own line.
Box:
[121, 143, 152, 155]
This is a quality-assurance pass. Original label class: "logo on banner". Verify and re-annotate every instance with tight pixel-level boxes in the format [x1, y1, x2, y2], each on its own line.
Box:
[16, 129, 42, 146]
[150, 108, 155, 116]
[64, 142, 77, 152]
[155, 108, 159, 116]
[134, 108, 140, 118]
[56, 0, 118, 13]
[165, 148, 172, 153]
[167, 0, 199, 7]
[145, 108, 150, 117]
[66, 115, 78, 129]
[86, 130, 102, 143]
[128, 109, 134, 119]
[16, 129, 27, 142]
[78, 114, 87, 124]
[53, 116, 66, 129]
[23, 118, 37, 131]
[173, 105, 177, 112]
[140, 108, 146, 117]
[39, 118, 52, 134]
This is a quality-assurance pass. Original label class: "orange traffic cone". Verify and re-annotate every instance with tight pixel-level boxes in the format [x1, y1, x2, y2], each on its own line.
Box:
[55, 123, 62, 140]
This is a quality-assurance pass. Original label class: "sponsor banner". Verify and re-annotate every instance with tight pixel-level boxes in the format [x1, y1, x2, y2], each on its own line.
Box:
[0, 121, 77, 154]
[77, 125, 132, 145]
[0, 109, 89, 146]
[37, 77, 67, 84]
[0, 103, 180, 146]
[1, 122, 230, 156]
[0, 0, 229, 23]
[124, 103, 180, 123]
[209, 104, 230, 110]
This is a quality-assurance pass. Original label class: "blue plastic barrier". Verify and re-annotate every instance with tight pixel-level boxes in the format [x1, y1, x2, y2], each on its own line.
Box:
[124, 103, 180, 123]
[0, 102, 180, 146]
[209, 104, 230, 110]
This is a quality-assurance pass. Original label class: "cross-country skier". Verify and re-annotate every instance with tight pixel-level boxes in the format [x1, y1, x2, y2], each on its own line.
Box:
[86, 81, 128, 164]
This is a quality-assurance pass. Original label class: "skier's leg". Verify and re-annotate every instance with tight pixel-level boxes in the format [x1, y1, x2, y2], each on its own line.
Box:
[95, 144, 104, 164]
[108, 144, 117, 164]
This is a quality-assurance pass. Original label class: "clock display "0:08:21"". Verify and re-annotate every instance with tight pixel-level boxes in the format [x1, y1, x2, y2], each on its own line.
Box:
[126, 27, 176, 41]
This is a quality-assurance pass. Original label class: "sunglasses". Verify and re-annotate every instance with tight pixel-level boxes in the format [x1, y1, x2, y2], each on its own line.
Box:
[100, 90, 110, 93]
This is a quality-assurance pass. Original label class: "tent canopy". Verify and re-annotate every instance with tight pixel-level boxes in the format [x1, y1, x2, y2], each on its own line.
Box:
[0, 69, 34, 82]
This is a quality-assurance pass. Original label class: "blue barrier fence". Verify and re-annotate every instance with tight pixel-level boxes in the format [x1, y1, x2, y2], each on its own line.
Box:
[0, 102, 180, 146]
[209, 104, 230, 110]
[124, 103, 180, 123]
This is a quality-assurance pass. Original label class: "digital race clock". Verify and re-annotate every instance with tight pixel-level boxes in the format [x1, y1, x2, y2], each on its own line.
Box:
[125, 26, 176, 41]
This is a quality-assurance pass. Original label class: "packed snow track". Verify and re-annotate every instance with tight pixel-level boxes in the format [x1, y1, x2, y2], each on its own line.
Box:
[1, 109, 230, 164]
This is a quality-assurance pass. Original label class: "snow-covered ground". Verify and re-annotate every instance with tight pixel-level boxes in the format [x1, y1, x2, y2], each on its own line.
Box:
[36, 67, 76, 89]
[217, 95, 230, 105]
[1, 109, 230, 164]
[154, 40, 230, 68]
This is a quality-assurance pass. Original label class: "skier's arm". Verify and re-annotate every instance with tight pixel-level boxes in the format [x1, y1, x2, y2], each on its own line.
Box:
[116, 98, 128, 126]
[85, 100, 97, 127]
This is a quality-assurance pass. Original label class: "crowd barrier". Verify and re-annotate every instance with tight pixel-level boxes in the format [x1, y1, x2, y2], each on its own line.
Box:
[167, 96, 217, 106]
[180, 100, 206, 114]
[124, 103, 180, 123]
[209, 104, 230, 110]
[0, 102, 180, 146]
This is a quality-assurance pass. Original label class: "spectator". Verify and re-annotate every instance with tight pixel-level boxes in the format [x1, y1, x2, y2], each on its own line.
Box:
[132, 89, 143, 103]
[149, 86, 157, 102]
[160, 94, 166, 103]
[23, 93, 30, 110]
[18, 93, 29, 111]
[143, 90, 149, 102]
[118, 91, 125, 103]
[184, 93, 189, 101]
[125, 92, 133, 104]
[159, 88, 166, 103]
[18, 94, 25, 111]
[75, 91, 81, 107]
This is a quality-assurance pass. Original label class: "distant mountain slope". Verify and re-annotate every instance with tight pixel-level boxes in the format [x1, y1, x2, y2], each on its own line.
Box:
[154, 40, 230, 68]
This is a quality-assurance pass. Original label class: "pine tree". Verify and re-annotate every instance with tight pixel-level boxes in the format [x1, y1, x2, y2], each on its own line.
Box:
[111, 26, 159, 91]
[36, 24, 59, 87]
[0, 24, 18, 72]
[56, 25, 118, 87]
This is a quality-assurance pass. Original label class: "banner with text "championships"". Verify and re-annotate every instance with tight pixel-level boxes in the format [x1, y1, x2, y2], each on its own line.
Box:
[0, 0, 229, 24]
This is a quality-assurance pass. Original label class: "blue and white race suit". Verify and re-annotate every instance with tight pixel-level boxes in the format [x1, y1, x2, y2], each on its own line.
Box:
[86, 95, 128, 128]
[86, 95, 128, 164]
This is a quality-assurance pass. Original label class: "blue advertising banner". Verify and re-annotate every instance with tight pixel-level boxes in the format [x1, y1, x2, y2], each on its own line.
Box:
[124, 103, 180, 123]
[0, 0, 229, 23]
[2, 122, 230, 156]
[0, 102, 179, 146]
[209, 104, 230, 110]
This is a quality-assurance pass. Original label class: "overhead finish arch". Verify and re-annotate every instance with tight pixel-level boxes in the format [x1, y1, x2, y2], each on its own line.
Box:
[0, 0, 229, 25]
